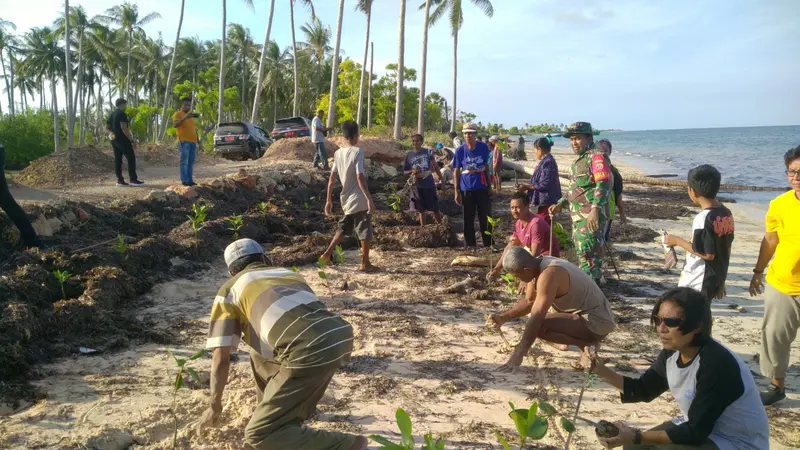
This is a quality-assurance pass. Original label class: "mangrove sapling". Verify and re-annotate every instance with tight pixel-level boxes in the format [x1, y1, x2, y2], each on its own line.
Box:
[317, 257, 334, 298]
[112, 234, 128, 258]
[227, 215, 244, 239]
[257, 201, 269, 215]
[333, 245, 345, 264]
[484, 216, 502, 269]
[187, 203, 208, 247]
[387, 184, 403, 213]
[370, 408, 444, 450]
[500, 273, 518, 296]
[166, 349, 205, 448]
[564, 350, 598, 450]
[552, 222, 573, 251]
[495, 401, 575, 450]
[53, 269, 72, 300]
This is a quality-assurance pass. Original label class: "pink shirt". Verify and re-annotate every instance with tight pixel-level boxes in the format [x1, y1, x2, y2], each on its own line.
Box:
[513, 215, 560, 257]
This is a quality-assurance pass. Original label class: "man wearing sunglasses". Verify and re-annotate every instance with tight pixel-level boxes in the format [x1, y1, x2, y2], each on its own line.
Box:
[749, 145, 800, 406]
[492, 247, 615, 373]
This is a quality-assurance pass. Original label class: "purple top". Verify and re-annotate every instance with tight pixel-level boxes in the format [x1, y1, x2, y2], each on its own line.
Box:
[530, 153, 562, 207]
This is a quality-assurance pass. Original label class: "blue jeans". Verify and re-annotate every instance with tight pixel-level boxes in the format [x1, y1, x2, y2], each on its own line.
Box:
[312, 142, 328, 169]
[179, 141, 197, 184]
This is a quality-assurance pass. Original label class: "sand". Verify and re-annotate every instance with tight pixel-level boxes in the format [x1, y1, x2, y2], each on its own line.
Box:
[1, 147, 798, 449]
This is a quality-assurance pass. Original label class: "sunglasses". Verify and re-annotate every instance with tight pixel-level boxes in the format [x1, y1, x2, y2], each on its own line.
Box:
[651, 315, 683, 328]
[786, 169, 800, 178]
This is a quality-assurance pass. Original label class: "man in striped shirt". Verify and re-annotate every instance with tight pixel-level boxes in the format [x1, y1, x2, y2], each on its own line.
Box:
[198, 239, 366, 450]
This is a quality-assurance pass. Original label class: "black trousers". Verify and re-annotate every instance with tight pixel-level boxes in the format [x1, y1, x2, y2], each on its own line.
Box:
[462, 189, 492, 247]
[0, 146, 41, 248]
[112, 140, 138, 182]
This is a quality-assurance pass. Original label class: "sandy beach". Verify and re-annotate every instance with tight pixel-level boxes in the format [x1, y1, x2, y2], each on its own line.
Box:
[0, 145, 798, 449]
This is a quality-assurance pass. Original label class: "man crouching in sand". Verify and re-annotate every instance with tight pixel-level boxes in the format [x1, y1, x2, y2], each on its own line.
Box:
[491, 247, 616, 373]
[199, 239, 367, 450]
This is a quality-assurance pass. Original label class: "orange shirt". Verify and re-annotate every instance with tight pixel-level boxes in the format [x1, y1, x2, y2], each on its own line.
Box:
[172, 110, 198, 143]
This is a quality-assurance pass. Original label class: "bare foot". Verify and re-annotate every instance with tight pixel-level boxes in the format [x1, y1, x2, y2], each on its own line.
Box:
[545, 341, 570, 351]
[349, 436, 368, 450]
[319, 254, 332, 265]
[358, 264, 380, 273]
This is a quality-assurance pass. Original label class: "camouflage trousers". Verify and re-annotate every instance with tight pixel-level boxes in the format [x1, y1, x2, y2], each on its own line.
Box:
[571, 215, 607, 281]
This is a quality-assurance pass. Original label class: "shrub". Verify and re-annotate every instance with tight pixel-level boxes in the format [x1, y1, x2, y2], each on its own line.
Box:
[0, 110, 60, 169]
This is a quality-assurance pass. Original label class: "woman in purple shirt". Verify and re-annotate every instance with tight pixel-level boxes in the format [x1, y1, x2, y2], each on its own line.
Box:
[516, 137, 562, 226]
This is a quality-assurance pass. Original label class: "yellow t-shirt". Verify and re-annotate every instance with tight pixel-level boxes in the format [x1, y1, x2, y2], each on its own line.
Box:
[765, 190, 800, 295]
[172, 110, 197, 143]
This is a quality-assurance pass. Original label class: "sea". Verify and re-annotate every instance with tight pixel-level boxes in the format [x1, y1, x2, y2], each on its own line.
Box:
[522, 125, 799, 217]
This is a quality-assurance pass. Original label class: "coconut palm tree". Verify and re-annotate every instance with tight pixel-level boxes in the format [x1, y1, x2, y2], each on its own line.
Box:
[20, 27, 65, 151]
[0, 27, 17, 116]
[289, 0, 314, 116]
[326, 0, 345, 129]
[228, 23, 255, 120]
[355, 0, 372, 126]
[250, 0, 275, 124]
[393, 0, 407, 139]
[97, 2, 161, 98]
[159, 0, 186, 140]
[428, 0, 493, 132]
[261, 41, 291, 126]
[299, 16, 330, 105]
[10, 57, 37, 112]
[417, 0, 432, 134]
[218, 0, 254, 125]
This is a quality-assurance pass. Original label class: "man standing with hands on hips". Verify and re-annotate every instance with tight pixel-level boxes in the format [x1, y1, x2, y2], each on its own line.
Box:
[453, 122, 493, 249]
[312, 109, 331, 170]
[106, 98, 143, 186]
[172, 97, 201, 186]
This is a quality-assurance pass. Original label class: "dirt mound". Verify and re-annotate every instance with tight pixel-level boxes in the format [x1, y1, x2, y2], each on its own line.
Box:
[17, 146, 114, 188]
[137, 144, 219, 166]
[331, 136, 406, 164]
[262, 137, 339, 162]
[611, 221, 660, 243]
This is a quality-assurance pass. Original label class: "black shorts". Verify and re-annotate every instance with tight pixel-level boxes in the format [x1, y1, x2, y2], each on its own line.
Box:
[338, 210, 373, 240]
[410, 187, 439, 213]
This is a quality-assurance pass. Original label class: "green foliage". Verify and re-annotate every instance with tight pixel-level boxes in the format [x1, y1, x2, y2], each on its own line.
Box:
[552, 222, 574, 250]
[124, 104, 161, 140]
[496, 401, 574, 449]
[257, 201, 269, 215]
[112, 234, 128, 257]
[484, 216, 502, 269]
[0, 110, 60, 169]
[386, 184, 403, 213]
[333, 245, 345, 264]
[227, 215, 244, 240]
[370, 408, 444, 450]
[53, 269, 72, 300]
[167, 349, 205, 448]
[188, 203, 209, 245]
[500, 273, 518, 295]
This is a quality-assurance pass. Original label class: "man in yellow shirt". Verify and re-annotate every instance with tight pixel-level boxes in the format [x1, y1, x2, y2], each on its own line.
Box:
[749, 145, 800, 405]
[172, 98, 200, 186]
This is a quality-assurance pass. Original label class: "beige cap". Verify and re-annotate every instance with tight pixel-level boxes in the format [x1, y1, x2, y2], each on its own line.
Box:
[462, 122, 478, 133]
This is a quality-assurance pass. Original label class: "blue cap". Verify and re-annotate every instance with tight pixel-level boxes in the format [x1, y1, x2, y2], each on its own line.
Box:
[435, 143, 443, 149]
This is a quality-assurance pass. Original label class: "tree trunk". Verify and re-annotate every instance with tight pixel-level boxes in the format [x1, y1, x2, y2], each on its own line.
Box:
[393, 0, 406, 140]
[72, 28, 85, 142]
[289, 0, 299, 117]
[64, 0, 74, 147]
[356, 5, 371, 126]
[326, 0, 345, 129]
[125, 27, 133, 98]
[417, 0, 431, 135]
[240, 50, 246, 121]
[51, 77, 60, 152]
[251, 0, 275, 124]
[367, 41, 373, 129]
[0, 56, 10, 115]
[79, 84, 86, 145]
[159, 0, 185, 140]
[273, 86, 277, 129]
[217, 0, 227, 126]
[7, 49, 15, 115]
[96, 72, 103, 142]
[450, 29, 458, 132]
[39, 79, 44, 110]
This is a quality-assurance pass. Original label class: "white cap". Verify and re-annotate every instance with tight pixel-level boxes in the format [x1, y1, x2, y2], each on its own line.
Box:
[462, 122, 478, 133]
[224, 238, 264, 267]
[489, 135, 499, 142]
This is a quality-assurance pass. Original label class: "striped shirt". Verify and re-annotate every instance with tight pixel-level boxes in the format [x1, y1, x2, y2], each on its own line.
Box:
[206, 264, 353, 371]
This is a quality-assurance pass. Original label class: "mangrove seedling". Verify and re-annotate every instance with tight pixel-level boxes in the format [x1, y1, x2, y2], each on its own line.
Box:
[552, 222, 574, 251]
[484, 216, 502, 268]
[227, 215, 244, 239]
[187, 203, 208, 246]
[167, 348, 205, 448]
[112, 234, 128, 257]
[257, 201, 269, 215]
[495, 401, 575, 450]
[317, 257, 334, 297]
[333, 245, 345, 264]
[387, 184, 402, 213]
[500, 273, 518, 296]
[370, 408, 443, 450]
[53, 269, 72, 300]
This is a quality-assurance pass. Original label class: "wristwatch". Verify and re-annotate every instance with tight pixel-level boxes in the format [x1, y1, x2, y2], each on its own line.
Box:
[633, 429, 642, 445]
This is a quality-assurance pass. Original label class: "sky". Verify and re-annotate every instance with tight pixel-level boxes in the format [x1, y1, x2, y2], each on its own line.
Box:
[1, 0, 799, 131]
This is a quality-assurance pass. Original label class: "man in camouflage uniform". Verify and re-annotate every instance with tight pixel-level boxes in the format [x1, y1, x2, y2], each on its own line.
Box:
[549, 122, 612, 284]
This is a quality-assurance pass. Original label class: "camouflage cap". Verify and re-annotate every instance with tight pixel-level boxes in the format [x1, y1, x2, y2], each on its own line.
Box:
[562, 122, 594, 138]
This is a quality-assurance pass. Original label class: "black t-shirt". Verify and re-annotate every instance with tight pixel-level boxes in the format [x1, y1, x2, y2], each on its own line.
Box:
[610, 164, 623, 200]
[107, 109, 131, 144]
[678, 205, 734, 298]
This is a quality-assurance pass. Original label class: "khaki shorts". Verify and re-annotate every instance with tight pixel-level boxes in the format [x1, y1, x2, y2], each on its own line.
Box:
[338, 210, 373, 240]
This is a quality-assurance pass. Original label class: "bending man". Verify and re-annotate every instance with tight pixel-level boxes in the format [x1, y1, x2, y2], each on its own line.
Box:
[493, 247, 616, 372]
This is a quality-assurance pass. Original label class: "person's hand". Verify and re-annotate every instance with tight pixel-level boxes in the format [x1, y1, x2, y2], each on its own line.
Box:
[198, 402, 222, 431]
[131, 142, 137, 151]
[454, 191, 462, 205]
[498, 349, 525, 373]
[412, 167, 420, 175]
[749, 272, 764, 297]
[663, 234, 679, 247]
[597, 422, 636, 449]
[580, 348, 597, 372]
[325, 201, 333, 216]
[485, 313, 502, 331]
[367, 199, 376, 215]
[586, 208, 600, 232]
[515, 184, 529, 193]
[486, 267, 502, 282]
[549, 203, 562, 215]
[516, 281, 527, 295]
[714, 284, 727, 300]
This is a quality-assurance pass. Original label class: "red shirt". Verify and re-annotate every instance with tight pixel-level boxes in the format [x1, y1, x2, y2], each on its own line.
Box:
[513, 215, 560, 257]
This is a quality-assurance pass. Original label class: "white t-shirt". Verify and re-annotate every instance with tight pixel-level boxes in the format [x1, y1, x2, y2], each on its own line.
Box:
[452, 137, 463, 148]
[311, 116, 325, 144]
[332, 146, 368, 215]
